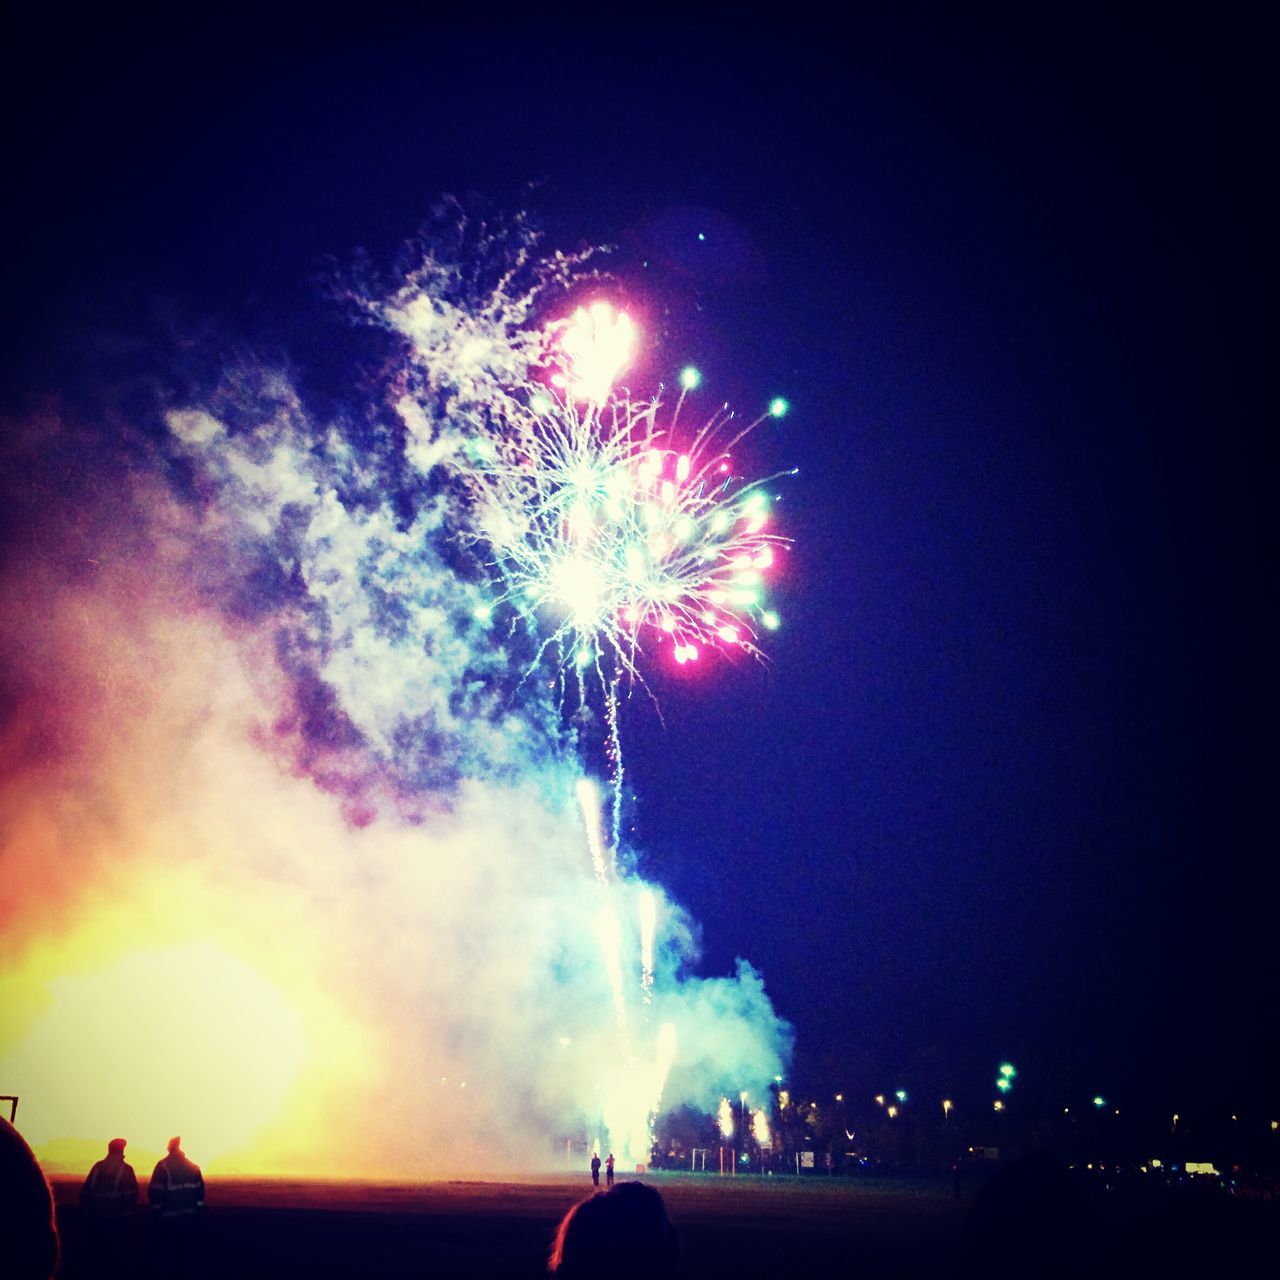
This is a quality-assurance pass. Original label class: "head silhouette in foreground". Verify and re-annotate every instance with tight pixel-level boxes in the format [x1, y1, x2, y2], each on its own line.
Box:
[549, 1180, 677, 1278]
[962, 1149, 1091, 1276]
[0, 1117, 59, 1280]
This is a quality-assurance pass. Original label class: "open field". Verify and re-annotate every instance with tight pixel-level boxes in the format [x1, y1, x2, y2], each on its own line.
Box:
[50, 1169, 1275, 1278]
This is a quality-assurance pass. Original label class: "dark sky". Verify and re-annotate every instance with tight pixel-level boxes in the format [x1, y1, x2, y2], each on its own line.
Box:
[3, 10, 1270, 1115]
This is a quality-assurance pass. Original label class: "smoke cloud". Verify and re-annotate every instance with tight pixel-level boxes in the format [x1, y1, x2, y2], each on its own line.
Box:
[0, 221, 792, 1177]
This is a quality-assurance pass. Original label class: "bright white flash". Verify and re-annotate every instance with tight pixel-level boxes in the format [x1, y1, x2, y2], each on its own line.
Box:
[554, 302, 636, 404]
[551, 555, 608, 626]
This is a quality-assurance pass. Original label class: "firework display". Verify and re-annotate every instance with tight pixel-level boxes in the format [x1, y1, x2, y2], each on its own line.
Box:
[0, 210, 794, 1178]
[468, 306, 792, 694]
[382, 240, 798, 1164]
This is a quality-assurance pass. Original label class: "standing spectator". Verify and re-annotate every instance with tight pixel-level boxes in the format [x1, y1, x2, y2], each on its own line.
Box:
[0, 1116, 59, 1279]
[605, 1152, 615, 1187]
[590, 1152, 601, 1187]
[81, 1137, 138, 1271]
[149, 1137, 204, 1276]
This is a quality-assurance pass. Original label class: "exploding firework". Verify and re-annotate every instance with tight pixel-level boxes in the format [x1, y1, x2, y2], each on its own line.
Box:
[468, 348, 793, 691]
[550, 301, 637, 404]
[444, 299, 796, 842]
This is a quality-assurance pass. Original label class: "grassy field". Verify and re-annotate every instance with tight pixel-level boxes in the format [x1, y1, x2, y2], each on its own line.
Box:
[48, 1167, 1273, 1278]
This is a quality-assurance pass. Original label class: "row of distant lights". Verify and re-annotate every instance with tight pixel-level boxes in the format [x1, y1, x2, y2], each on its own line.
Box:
[775, 1073, 1280, 1134]
[751, 1076, 1277, 1132]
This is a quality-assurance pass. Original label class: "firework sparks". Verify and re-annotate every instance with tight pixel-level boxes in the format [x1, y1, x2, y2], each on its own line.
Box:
[751, 1106, 771, 1148]
[576, 777, 612, 884]
[472, 374, 792, 694]
[718, 1096, 735, 1141]
[639, 888, 656, 1004]
[593, 901, 627, 1036]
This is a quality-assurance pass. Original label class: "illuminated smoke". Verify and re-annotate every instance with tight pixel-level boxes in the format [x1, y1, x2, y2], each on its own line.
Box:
[639, 888, 657, 1004]
[0, 208, 793, 1175]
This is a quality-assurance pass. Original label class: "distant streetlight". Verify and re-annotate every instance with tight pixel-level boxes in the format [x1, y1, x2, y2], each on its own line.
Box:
[998, 1063, 1016, 1079]
[835, 1094, 843, 1102]
[993, 1100, 1005, 1112]
[886, 1105, 898, 1119]
[1093, 1096, 1106, 1109]
[895, 1090, 908, 1103]
[875, 1094, 885, 1107]
[942, 1099, 953, 1117]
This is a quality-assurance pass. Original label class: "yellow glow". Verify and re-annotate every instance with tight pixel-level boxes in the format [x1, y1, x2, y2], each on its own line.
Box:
[751, 1107, 770, 1147]
[0, 871, 371, 1175]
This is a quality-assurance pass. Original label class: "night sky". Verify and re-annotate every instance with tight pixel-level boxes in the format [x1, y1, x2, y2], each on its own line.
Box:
[3, 10, 1269, 1118]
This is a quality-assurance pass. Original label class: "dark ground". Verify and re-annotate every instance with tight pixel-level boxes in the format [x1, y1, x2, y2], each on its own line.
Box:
[49, 1168, 1276, 1278]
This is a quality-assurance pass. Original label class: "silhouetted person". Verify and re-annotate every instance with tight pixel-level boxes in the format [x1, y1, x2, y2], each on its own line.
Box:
[148, 1137, 204, 1277]
[590, 1152, 601, 1187]
[0, 1116, 59, 1280]
[547, 1177, 675, 1280]
[549, 1180, 677, 1278]
[605, 1152, 615, 1187]
[960, 1149, 1090, 1278]
[80, 1138, 138, 1273]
